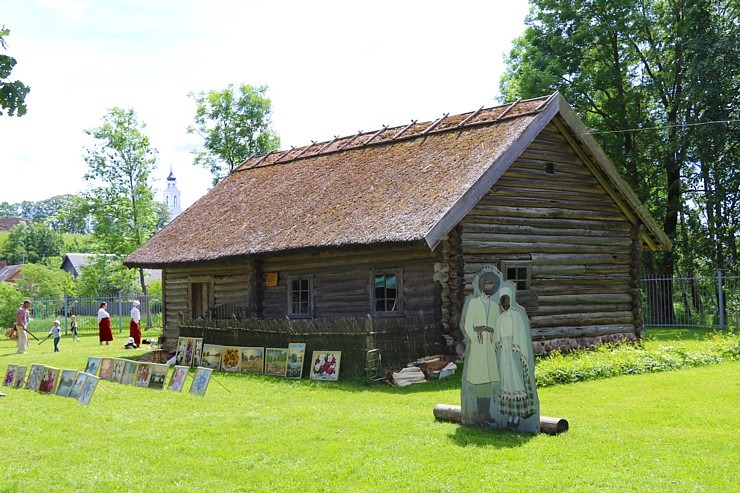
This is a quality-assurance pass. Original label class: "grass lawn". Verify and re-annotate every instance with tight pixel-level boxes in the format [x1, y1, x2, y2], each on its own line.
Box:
[0, 331, 737, 492]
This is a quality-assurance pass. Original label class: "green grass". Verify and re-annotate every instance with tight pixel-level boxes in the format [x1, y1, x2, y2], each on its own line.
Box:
[0, 332, 737, 492]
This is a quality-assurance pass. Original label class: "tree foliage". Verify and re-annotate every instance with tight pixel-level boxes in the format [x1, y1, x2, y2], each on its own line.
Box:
[1, 221, 64, 264]
[0, 282, 23, 328]
[76, 255, 139, 297]
[15, 263, 75, 300]
[500, 0, 740, 279]
[188, 84, 280, 185]
[0, 25, 30, 117]
[0, 195, 93, 234]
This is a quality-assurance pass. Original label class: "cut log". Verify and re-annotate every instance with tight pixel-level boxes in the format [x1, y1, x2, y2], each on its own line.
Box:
[433, 404, 569, 435]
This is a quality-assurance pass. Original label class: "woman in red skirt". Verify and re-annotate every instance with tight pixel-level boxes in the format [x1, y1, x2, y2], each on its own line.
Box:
[97, 301, 113, 345]
[130, 300, 142, 347]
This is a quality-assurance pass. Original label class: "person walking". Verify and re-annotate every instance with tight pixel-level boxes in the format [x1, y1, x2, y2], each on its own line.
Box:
[70, 314, 80, 342]
[97, 301, 113, 346]
[15, 300, 31, 354]
[49, 320, 62, 352]
[129, 300, 142, 347]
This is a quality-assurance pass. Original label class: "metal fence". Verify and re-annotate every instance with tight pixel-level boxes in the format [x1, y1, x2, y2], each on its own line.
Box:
[641, 271, 739, 328]
[27, 294, 162, 336]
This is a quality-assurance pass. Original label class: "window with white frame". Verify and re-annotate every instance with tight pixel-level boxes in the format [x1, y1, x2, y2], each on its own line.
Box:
[288, 275, 313, 318]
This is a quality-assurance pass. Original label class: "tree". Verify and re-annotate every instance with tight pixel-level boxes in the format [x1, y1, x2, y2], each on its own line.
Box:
[15, 263, 75, 300]
[0, 282, 23, 329]
[76, 255, 139, 297]
[0, 25, 30, 117]
[1, 221, 63, 264]
[188, 83, 280, 185]
[83, 107, 162, 325]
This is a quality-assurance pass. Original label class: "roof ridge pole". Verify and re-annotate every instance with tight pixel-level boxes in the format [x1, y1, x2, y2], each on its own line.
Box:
[495, 98, 521, 121]
[362, 125, 389, 145]
[392, 120, 418, 140]
[337, 130, 363, 150]
[457, 106, 484, 128]
[535, 92, 558, 112]
[421, 113, 450, 135]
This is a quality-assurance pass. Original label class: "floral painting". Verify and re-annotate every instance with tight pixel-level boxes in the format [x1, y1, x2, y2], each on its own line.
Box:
[309, 351, 342, 381]
[221, 346, 241, 372]
[240, 347, 264, 374]
[56, 370, 78, 397]
[84, 357, 101, 376]
[110, 358, 126, 383]
[148, 364, 169, 390]
[189, 367, 213, 396]
[135, 363, 152, 388]
[98, 358, 114, 380]
[286, 343, 306, 379]
[167, 365, 189, 392]
[68, 372, 90, 399]
[121, 361, 138, 385]
[25, 364, 45, 391]
[39, 366, 60, 394]
[201, 344, 223, 370]
[77, 374, 99, 405]
[264, 348, 288, 377]
[3, 365, 17, 387]
[13, 366, 27, 389]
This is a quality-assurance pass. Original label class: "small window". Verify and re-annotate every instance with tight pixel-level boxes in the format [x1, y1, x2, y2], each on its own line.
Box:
[288, 276, 313, 318]
[174, 196, 178, 207]
[502, 261, 531, 291]
[371, 270, 402, 316]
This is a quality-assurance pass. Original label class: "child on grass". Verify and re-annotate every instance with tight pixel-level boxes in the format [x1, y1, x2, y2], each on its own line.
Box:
[49, 320, 62, 352]
[70, 314, 79, 342]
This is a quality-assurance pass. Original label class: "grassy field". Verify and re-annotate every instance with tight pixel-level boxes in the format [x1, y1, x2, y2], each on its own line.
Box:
[0, 331, 737, 493]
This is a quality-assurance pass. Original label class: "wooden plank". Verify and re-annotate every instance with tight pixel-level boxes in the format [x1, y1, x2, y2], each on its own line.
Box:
[531, 323, 634, 339]
[463, 241, 632, 255]
[462, 232, 630, 248]
[529, 311, 634, 327]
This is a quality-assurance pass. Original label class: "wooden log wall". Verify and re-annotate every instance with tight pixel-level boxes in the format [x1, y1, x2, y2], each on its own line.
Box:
[458, 122, 641, 348]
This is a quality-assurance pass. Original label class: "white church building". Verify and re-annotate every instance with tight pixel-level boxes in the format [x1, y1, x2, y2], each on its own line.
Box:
[163, 167, 183, 221]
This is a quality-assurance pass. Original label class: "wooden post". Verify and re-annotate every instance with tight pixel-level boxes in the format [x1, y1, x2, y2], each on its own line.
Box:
[433, 404, 569, 435]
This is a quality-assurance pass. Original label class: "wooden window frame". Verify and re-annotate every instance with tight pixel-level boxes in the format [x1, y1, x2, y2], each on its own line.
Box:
[287, 275, 314, 319]
[501, 261, 531, 291]
[370, 269, 403, 317]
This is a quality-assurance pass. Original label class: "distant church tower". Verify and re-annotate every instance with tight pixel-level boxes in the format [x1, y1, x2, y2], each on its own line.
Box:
[163, 166, 183, 221]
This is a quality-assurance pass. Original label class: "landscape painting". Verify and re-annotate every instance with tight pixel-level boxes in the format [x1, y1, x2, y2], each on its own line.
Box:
[286, 343, 306, 379]
[201, 344, 223, 370]
[264, 348, 288, 377]
[310, 351, 342, 381]
[121, 361, 138, 385]
[68, 372, 90, 399]
[84, 357, 101, 376]
[240, 347, 264, 374]
[148, 364, 169, 390]
[56, 369, 78, 397]
[98, 357, 114, 380]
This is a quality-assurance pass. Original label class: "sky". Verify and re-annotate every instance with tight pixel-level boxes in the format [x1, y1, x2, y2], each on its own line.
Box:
[0, 0, 530, 210]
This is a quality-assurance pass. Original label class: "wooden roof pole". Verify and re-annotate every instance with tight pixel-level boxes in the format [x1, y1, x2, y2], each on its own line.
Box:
[421, 113, 450, 135]
[457, 106, 484, 128]
[392, 120, 418, 140]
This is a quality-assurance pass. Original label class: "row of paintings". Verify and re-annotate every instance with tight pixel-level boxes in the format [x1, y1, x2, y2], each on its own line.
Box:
[83, 357, 213, 396]
[3, 364, 99, 405]
[176, 338, 342, 381]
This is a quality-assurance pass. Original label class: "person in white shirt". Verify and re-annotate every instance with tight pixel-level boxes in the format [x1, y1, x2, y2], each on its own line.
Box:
[49, 320, 62, 352]
[129, 300, 142, 347]
[97, 301, 113, 345]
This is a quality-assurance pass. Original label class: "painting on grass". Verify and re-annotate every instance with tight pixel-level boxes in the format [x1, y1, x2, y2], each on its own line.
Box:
[68, 372, 90, 399]
[25, 364, 45, 391]
[286, 343, 306, 379]
[201, 344, 223, 370]
[121, 360, 138, 385]
[3, 364, 17, 386]
[264, 348, 288, 377]
[39, 366, 60, 394]
[77, 374, 99, 405]
[240, 347, 264, 374]
[175, 337, 191, 366]
[148, 364, 169, 390]
[167, 365, 189, 392]
[221, 346, 241, 372]
[98, 358, 114, 380]
[56, 369, 78, 397]
[84, 357, 101, 376]
[310, 351, 341, 381]
[12, 366, 27, 389]
[110, 358, 126, 383]
[135, 363, 152, 388]
[189, 367, 212, 396]
[193, 338, 204, 367]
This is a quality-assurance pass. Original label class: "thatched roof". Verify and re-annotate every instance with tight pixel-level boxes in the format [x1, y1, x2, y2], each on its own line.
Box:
[126, 93, 669, 268]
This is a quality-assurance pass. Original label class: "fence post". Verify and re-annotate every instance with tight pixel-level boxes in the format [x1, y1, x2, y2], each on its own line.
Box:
[717, 269, 725, 330]
[118, 292, 123, 334]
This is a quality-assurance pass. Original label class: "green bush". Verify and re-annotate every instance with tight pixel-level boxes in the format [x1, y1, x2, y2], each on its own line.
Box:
[0, 282, 24, 328]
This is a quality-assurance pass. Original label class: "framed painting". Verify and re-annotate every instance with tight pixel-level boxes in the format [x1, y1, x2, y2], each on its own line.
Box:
[221, 346, 242, 372]
[286, 343, 307, 379]
[3, 364, 17, 387]
[240, 347, 264, 374]
[309, 351, 342, 381]
[84, 357, 101, 376]
[25, 364, 45, 391]
[77, 374, 99, 405]
[39, 366, 60, 394]
[175, 337, 187, 366]
[13, 366, 27, 389]
[167, 365, 189, 392]
[135, 363, 152, 388]
[68, 372, 90, 399]
[56, 369, 78, 397]
[192, 338, 204, 367]
[98, 358, 114, 380]
[121, 361, 138, 385]
[110, 358, 126, 383]
[264, 348, 288, 377]
[148, 364, 169, 390]
[201, 344, 223, 370]
[189, 367, 213, 396]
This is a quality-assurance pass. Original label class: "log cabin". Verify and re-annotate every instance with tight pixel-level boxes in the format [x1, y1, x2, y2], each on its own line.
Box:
[125, 93, 671, 356]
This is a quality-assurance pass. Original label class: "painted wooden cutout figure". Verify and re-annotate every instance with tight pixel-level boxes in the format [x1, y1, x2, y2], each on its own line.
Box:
[461, 266, 540, 433]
